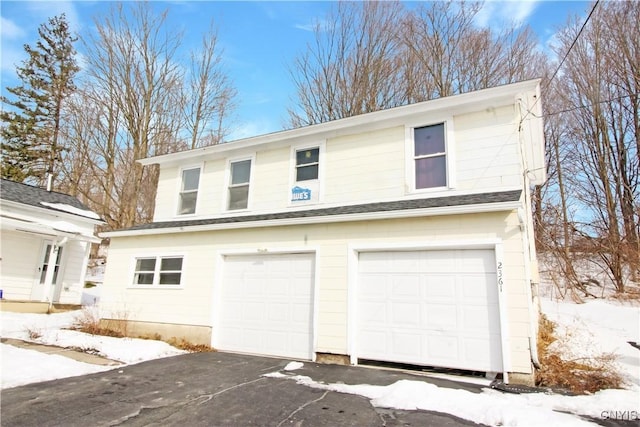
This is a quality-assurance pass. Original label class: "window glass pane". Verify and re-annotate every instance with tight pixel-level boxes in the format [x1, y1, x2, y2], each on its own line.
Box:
[296, 164, 319, 181]
[414, 124, 445, 156]
[416, 155, 447, 189]
[159, 272, 181, 285]
[182, 168, 200, 191]
[161, 257, 183, 271]
[135, 273, 154, 285]
[179, 192, 197, 215]
[136, 258, 156, 271]
[231, 160, 251, 185]
[228, 185, 249, 210]
[296, 148, 319, 166]
[55, 247, 63, 264]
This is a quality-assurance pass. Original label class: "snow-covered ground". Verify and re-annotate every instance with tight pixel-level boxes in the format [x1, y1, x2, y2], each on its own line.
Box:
[1, 299, 639, 426]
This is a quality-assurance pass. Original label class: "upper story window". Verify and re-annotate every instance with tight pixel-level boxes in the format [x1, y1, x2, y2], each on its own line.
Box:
[133, 256, 183, 287]
[178, 167, 200, 215]
[414, 123, 447, 189]
[228, 159, 251, 210]
[296, 148, 319, 181]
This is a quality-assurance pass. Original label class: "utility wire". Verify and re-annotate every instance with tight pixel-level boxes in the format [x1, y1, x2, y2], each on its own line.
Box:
[542, 0, 601, 91]
[521, 0, 600, 123]
[532, 93, 639, 118]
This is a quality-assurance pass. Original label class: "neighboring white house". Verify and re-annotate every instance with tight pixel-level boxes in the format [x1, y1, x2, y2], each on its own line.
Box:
[100, 79, 546, 384]
[0, 179, 103, 305]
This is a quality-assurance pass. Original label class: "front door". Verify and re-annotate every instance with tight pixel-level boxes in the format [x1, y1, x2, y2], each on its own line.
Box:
[31, 241, 64, 301]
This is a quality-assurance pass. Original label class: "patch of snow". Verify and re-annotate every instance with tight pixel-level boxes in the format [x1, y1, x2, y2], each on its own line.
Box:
[1, 344, 111, 389]
[263, 372, 287, 378]
[541, 299, 640, 388]
[40, 202, 101, 220]
[284, 361, 304, 371]
[273, 375, 600, 426]
[1, 310, 184, 389]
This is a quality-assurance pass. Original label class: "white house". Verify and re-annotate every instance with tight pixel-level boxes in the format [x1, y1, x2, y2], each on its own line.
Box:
[100, 79, 546, 384]
[0, 179, 102, 305]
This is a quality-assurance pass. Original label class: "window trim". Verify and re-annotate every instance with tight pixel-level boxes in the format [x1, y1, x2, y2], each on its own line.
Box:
[288, 141, 325, 206]
[130, 254, 185, 288]
[176, 164, 203, 217]
[224, 154, 255, 212]
[405, 118, 456, 193]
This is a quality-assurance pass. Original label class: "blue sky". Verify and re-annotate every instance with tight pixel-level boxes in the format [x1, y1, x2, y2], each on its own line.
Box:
[1, 1, 590, 141]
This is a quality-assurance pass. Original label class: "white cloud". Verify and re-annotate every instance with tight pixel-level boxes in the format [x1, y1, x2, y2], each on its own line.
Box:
[0, 16, 25, 39]
[475, 0, 540, 30]
[294, 19, 328, 33]
[228, 117, 280, 141]
[24, 0, 82, 33]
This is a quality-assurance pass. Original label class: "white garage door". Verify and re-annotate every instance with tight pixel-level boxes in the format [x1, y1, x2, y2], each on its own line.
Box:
[218, 253, 314, 360]
[357, 249, 502, 372]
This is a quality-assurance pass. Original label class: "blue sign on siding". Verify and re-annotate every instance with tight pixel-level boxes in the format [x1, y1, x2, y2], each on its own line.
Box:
[291, 186, 312, 202]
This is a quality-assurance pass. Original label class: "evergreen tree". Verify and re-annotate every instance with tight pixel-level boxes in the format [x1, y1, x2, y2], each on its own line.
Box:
[1, 14, 79, 186]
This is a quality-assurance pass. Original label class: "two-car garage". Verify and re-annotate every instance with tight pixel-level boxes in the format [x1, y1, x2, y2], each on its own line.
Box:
[215, 248, 503, 374]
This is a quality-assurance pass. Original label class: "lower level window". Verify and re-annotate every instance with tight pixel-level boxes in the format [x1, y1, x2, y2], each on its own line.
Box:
[133, 256, 183, 286]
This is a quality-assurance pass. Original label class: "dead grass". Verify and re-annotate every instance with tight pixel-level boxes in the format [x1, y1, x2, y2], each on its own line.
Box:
[26, 326, 42, 340]
[72, 307, 124, 338]
[72, 307, 214, 352]
[535, 313, 624, 394]
[166, 337, 215, 353]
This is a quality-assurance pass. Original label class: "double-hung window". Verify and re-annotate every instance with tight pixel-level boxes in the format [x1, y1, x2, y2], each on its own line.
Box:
[228, 159, 251, 210]
[414, 123, 447, 189]
[178, 167, 200, 215]
[295, 147, 319, 181]
[133, 256, 183, 286]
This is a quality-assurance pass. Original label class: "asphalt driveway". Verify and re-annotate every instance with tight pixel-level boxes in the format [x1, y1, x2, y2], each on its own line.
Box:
[1, 351, 487, 426]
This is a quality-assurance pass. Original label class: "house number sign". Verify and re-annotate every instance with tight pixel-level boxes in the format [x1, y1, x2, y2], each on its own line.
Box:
[497, 261, 504, 291]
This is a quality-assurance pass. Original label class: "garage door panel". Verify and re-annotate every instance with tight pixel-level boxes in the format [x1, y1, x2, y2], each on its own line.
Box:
[425, 304, 458, 330]
[358, 249, 502, 372]
[390, 302, 421, 326]
[390, 276, 421, 298]
[425, 275, 457, 299]
[393, 332, 422, 356]
[360, 274, 388, 297]
[218, 253, 314, 360]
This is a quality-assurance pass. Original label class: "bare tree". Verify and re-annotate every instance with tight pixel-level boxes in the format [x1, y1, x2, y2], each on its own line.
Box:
[402, 1, 544, 101]
[288, 1, 406, 127]
[288, 1, 545, 125]
[548, 1, 639, 292]
[183, 22, 237, 149]
[58, 3, 235, 230]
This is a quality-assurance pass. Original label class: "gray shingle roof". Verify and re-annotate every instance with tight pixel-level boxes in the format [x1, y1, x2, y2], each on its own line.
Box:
[120, 189, 521, 232]
[1, 179, 95, 218]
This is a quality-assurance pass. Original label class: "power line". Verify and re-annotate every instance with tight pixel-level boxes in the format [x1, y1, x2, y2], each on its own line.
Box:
[543, 0, 601, 91]
[530, 93, 640, 118]
[520, 1, 601, 124]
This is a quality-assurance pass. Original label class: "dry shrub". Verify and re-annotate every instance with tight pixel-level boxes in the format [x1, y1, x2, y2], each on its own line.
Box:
[26, 326, 42, 340]
[73, 307, 124, 338]
[535, 314, 624, 394]
[166, 337, 215, 353]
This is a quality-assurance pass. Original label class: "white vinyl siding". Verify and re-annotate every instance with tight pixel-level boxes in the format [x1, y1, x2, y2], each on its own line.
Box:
[0, 231, 40, 300]
[101, 210, 535, 373]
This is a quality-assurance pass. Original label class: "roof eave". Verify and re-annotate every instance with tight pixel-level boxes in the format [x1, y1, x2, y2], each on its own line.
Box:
[100, 200, 521, 238]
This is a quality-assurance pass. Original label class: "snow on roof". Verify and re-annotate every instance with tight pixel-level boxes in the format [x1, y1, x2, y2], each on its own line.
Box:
[40, 202, 102, 220]
[0, 179, 101, 221]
